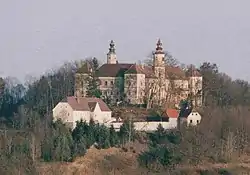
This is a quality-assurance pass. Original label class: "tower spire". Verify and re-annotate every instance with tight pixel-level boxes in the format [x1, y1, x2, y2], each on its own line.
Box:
[155, 39, 164, 54]
[109, 40, 116, 54]
[153, 39, 166, 77]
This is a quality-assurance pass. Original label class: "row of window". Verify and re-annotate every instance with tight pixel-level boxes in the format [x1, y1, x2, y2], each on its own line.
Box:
[189, 120, 199, 124]
[102, 80, 114, 86]
[102, 90, 119, 96]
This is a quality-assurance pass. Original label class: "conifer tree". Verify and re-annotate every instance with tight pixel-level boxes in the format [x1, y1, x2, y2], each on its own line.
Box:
[109, 125, 119, 147]
[96, 125, 110, 149]
[72, 136, 87, 158]
[42, 119, 73, 162]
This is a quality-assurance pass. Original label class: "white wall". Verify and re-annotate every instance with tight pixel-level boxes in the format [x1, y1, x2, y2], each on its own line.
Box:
[52, 102, 73, 123]
[72, 111, 90, 128]
[91, 103, 112, 123]
[105, 118, 177, 132]
[187, 112, 201, 126]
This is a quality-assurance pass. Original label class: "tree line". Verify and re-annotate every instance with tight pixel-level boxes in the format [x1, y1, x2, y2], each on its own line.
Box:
[1, 57, 250, 174]
[41, 118, 135, 162]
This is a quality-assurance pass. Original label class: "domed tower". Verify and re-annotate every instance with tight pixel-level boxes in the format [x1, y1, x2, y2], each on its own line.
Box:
[107, 40, 118, 64]
[153, 39, 165, 78]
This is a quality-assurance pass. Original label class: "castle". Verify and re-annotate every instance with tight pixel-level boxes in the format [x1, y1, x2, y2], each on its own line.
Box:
[74, 39, 202, 108]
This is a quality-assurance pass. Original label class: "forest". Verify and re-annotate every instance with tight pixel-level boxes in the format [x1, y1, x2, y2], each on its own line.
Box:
[1, 57, 250, 174]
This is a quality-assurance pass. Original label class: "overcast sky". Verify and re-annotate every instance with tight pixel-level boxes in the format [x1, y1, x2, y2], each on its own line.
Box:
[0, 0, 250, 81]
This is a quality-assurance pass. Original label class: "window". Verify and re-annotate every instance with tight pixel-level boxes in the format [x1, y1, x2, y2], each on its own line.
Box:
[190, 120, 193, 124]
[197, 120, 199, 124]
[111, 81, 114, 85]
[105, 81, 108, 86]
[110, 91, 113, 95]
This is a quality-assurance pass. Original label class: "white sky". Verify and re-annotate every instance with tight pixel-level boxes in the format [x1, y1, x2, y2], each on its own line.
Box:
[1, 0, 250, 81]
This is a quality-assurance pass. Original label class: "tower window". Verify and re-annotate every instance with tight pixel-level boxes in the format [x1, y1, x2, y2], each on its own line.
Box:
[105, 81, 108, 86]
[111, 81, 114, 85]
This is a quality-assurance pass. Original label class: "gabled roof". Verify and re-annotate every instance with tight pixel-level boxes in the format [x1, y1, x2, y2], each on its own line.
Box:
[125, 64, 155, 78]
[165, 65, 187, 79]
[165, 109, 179, 118]
[95, 63, 191, 80]
[125, 64, 146, 74]
[88, 102, 97, 112]
[62, 96, 111, 112]
[96, 63, 133, 77]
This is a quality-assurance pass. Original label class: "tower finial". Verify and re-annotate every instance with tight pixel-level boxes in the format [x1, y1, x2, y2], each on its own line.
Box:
[109, 40, 115, 53]
[155, 39, 164, 54]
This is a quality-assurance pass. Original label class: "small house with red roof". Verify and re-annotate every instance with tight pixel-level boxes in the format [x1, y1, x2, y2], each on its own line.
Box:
[53, 96, 113, 129]
[164, 108, 179, 128]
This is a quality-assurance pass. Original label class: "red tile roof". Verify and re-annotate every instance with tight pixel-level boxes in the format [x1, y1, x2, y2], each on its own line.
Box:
[165, 109, 179, 118]
[97, 63, 133, 77]
[64, 96, 111, 112]
[95, 63, 198, 79]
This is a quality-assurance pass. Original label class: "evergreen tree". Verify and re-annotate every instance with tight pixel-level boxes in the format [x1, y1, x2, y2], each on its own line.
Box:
[53, 134, 73, 161]
[109, 125, 119, 147]
[0, 77, 4, 108]
[88, 118, 97, 144]
[149, 124, 167, 146]
[72, 119, 92, 148]
[72, 136, 87, 158]
[41, 119, 73, 162]
[96, 125, 110, 149]
[41, 133, 53, 161]
[91, 57, 99, 71]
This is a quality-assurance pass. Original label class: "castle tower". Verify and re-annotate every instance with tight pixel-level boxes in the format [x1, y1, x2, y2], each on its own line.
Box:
[153, 39, 165, 78]
[107, 40, 117, 64]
